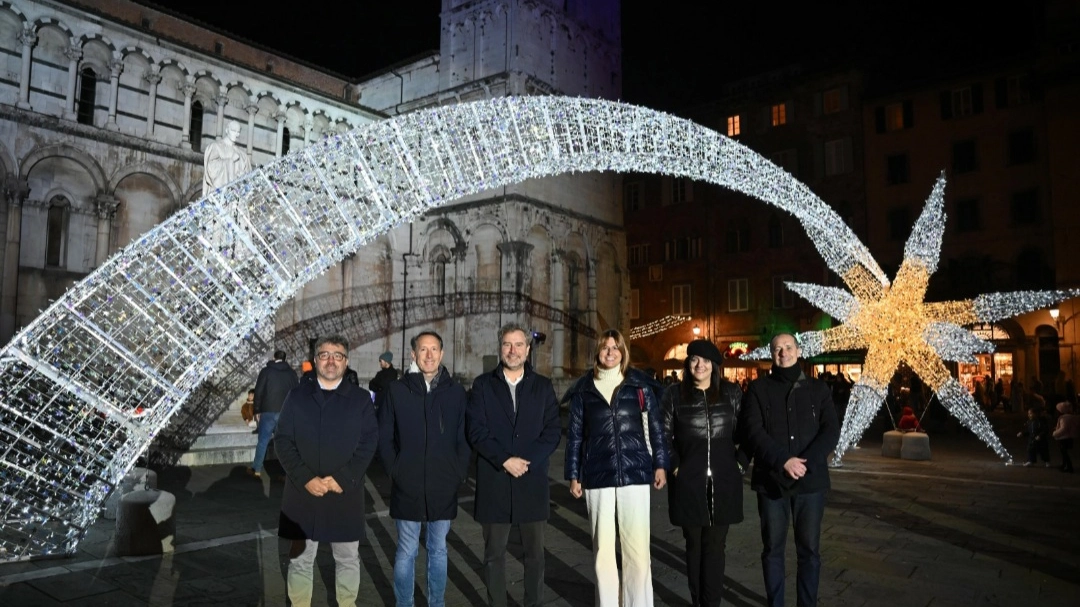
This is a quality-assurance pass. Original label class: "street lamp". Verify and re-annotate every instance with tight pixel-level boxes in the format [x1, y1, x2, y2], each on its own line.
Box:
[692, 324, 701, 338]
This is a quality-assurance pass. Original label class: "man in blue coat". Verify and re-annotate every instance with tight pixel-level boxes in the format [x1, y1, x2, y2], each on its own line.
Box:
[377, 330, 471, 607]
[467, 323, 561, 607]
[275, 335, 377, 607]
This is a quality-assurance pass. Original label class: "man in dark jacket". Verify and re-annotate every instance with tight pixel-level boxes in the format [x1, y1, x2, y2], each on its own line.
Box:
[739, 333, 839, 607]
[369, 351, 398, 394]
[467, 324, 561, 607]
[250, 349, 298, 479]
[377, 330, 470, 607]
[274, 335, 377, 607]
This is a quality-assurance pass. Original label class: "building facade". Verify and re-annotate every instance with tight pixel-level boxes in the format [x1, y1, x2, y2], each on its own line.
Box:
[0, 0, 628, 394]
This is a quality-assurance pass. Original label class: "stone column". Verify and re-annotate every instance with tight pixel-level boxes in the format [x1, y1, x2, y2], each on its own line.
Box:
[274, 111, 287, 157]
[497, 240, 534, 295]
[180, 81, 196, 149]
[1, 176, 30, 341]
[16, 25, 36, 110]
[94, 194, 120, 267]
[586, 255, 598, 340]
[550, 252, 565, 377]
[105, 54, 122, 131]
[214, 92, 228, 137]
[143, 67, 161, 137]
[62, 40, 81, 121]
[303, 116, 313, 147]
[245, 102, 258, 158]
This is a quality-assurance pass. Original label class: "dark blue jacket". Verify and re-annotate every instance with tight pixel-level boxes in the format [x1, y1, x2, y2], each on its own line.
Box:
[564, 367, 670, 489]
[254, 359, 298, 414]
[467, 363, 561, 524]
[275, 379, 377, 542]
[377, 367, 470, 521]
[739, 370, 839, 498]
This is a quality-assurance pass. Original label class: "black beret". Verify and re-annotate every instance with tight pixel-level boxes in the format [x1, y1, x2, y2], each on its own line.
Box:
[686, 339, 723, 365]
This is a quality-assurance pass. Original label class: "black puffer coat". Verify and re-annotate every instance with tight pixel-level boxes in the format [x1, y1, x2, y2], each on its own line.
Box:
[661, 380, 745, 527]
[564, 368, 670, 489]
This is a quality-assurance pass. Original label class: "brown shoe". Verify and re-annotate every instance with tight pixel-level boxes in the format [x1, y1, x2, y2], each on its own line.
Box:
[246, 467, 261, 479]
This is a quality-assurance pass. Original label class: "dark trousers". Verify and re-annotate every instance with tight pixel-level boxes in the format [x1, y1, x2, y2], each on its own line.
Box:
[757, 491, 827, 607]
[1060, 438, 1074, 472]
[482, 521, 545, 607]
[682, 524, 729, 607]
[1027, 440, 1051, 464]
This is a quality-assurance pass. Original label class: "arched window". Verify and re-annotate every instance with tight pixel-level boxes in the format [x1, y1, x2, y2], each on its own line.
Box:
[46, 196, 69, 267]
[282, 126, 291, 156]
[768, 214, 784, 248]
[190, 100, 204, 152]
[76, 67, 97, 125]
[434, 251, 449, 303]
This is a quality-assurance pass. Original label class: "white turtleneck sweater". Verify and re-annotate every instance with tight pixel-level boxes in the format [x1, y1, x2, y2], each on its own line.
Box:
[594, 366, 624, 404]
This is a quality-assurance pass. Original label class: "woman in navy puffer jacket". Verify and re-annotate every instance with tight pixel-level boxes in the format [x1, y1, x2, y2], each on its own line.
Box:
[565, 329, 669, 607]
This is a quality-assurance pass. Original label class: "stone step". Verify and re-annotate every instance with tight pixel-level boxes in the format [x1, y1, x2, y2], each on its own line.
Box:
[189, 429, 258, 451]
[178, 445, 258, 467]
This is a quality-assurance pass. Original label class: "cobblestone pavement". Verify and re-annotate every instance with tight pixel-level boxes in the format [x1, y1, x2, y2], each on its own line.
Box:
[1, 412, 1078, 606]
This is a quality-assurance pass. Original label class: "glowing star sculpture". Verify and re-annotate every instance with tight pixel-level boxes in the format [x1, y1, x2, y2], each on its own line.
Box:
[744, 174, 1079, 464]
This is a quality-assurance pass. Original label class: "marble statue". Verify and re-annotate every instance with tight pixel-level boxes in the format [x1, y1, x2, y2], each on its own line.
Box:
[202, 120, 251, 194]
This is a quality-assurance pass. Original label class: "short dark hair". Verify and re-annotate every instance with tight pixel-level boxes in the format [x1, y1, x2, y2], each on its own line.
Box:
[314, 335, 349, 353]
[273, 349, 287, 361]
[498, 323, 532, 347]
[411, 330, 444, 351]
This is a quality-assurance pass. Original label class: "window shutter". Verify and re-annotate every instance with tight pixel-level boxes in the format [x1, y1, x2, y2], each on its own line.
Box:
[875, 106, 885, 133]
[971, 83, 984, 114]
[902, 100, 914, 127]
[940, 90, 953, 120]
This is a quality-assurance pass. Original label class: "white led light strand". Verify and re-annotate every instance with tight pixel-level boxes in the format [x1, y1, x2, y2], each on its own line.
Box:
[628, 315, 691, 340]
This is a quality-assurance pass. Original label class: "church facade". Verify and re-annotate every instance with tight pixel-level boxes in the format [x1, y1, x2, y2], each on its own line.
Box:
[0, 0, 628, 386]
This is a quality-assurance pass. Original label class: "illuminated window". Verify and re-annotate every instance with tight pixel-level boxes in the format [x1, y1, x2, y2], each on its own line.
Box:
[726, 114, 740, 136]
[771, 103, 788, 126]
[876, 100, 913, 132]
[885, 103, 904, 130]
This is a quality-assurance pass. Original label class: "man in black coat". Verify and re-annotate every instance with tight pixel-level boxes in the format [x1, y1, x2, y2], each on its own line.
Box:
[377, 330, 470, 607]
[739, 333, 839, 607]
[274, 335, 377, 607]
[467, 324, 561, 607]
[369, 350, 398, 395]
[249, 349, 298, 479]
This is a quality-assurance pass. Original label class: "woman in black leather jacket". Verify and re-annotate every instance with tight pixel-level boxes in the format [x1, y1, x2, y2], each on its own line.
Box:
[565, 329, 669, 607]
[661, 339, 744, 607]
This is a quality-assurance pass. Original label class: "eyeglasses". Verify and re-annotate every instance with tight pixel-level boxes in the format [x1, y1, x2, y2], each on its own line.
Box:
[316, 351, 347, 362]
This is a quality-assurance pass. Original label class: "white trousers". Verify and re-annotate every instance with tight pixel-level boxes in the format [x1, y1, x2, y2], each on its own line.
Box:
[584, 484, 654, 607]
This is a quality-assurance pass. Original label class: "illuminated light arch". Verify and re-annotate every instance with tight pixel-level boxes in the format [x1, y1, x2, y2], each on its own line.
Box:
[0, 96, 1068, 562]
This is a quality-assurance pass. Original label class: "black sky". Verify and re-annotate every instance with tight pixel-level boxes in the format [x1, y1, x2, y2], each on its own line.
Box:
[142, 0, 1041, 113]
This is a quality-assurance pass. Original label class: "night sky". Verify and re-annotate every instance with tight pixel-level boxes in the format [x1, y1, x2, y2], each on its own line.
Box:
[142, 0, 1041, 113]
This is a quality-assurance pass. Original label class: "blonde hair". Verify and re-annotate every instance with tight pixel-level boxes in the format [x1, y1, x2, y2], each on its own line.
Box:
[592, 329, 631, 377]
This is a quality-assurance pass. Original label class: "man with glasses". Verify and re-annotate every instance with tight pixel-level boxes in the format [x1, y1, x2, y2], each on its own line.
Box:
[275, 336, 377, 607]
[739, 333, 839, 607]
[377, 330, 471, 607]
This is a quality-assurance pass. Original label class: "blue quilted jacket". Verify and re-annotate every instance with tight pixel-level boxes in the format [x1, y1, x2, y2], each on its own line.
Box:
[564, 368, 670, 489]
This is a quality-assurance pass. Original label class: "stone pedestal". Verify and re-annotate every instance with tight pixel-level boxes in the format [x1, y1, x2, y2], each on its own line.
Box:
[103, 467, 159, 520]
[882, 430, 904, 458]
[115, 489, 176, 556]
[901, 432, 931, 461]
